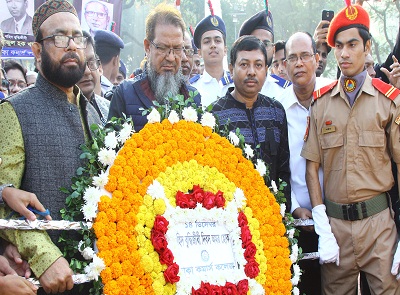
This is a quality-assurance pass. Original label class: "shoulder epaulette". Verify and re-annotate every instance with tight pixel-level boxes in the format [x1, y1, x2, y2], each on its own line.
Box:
[220, 71, 234, 86]
[189, 74, 201, 84]
[313, 81, 338, 101]
[271, 74, 292, 89]
[372, 78, 400, 101]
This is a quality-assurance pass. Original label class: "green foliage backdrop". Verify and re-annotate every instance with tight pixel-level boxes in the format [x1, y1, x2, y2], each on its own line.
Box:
[118, 0, 399, 80]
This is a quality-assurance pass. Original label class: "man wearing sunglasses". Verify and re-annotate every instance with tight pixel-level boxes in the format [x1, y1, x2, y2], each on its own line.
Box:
[108, 3, 201, 132]
[0, 1, 101, 293]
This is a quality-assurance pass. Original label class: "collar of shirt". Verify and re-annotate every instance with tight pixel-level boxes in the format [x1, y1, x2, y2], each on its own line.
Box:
[201, 69, 231, 85]
[332, 73, 375, 100]
[14, 14, 27, 31]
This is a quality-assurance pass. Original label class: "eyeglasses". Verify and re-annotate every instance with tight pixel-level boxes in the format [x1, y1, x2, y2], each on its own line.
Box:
[183, 48, 195, 58]
[150, 40, 184, 57]
[40, 35, 88, 49]
[1, 78, 9, 93]
[85, 11, 108, 19]
[8, 79, 27, 89]
[285, 53, 315, 65]
[262, 40, 274, 50]
[86, 59, 101, 71]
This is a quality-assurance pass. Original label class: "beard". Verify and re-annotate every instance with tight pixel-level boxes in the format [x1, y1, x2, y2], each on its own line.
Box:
[147, 61, 185, 104]
[41, 48, 86, 88]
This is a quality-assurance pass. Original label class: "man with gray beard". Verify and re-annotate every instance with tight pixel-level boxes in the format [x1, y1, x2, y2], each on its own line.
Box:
[108, 3, 201, 131]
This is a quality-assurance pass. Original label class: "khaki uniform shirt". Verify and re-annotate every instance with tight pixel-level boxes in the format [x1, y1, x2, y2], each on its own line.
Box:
[301, 75, 400, 204]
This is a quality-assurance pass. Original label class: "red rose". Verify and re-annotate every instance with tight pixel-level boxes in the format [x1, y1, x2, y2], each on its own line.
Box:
[164, 263, 180, 283]
[210, 285, 222, 295]
[159, 248, 174, 265]
[238, 211, 248, 227]
[244, 258, 260, 279]
[222, 282, 238, 295]
[214, 190, 225, 208]
[240, 225, 252, 248]
[176, 191, 196, 209]
[192, 185, 205, 203]
[202, 192, 216, 209]
[153, 215, 169, 234]
[237, 279, 249, 295]
[151, 230, 168, 252]
[244, 242, 257, 260]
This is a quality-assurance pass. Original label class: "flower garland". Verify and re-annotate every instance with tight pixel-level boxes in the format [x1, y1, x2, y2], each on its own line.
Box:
[62, 95, 301, 295]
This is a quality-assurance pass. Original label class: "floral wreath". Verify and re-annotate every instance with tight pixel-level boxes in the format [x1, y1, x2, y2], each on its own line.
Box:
[61, 93, 301, 295]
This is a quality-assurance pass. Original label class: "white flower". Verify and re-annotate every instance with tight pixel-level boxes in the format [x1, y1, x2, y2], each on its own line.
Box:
[228, 131, 240, 146]
[255, 159, 267, 177]
[292, 286, 300, 295]
[244, 144, 254, 159]
[147, 180, 165, 199]
[200, 112, 216, 129]
[118, 122, 134, 143]
[84, 254, 106, 281]
[271, 180, 278, 194]
[83, 186, 101, 205]
[82, 247, 95, 260]
[233, 188, 246, 208]
[81, 202, 97, 221]
[291, 264, 302, 286]
[182, 106, 198, 122]
[280, 203, 286, 217]
[104, 131, 118, 149]
[147, 108, 161, 123]
[97, 148, 116, 166]
[78, 240, 84, 251]
[290, 244, 299, 263]
[248, 279, 265, 295]
[92, 171, 108, 189]
[287, 228, 295, 239]
[168, 110, 180, 124]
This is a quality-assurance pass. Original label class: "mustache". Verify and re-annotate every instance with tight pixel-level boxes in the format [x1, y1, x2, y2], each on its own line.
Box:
[61, 52, 81, 63]
[244, 78, 258, 83]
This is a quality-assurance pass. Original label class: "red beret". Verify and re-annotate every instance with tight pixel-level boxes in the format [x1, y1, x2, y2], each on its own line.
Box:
[327, 5, 370, 48]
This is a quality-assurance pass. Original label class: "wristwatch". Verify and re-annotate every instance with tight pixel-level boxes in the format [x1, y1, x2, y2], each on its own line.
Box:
[0, 184, 14, 204]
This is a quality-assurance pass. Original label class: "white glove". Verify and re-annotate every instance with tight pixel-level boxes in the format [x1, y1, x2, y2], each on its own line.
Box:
[391, 241, 400, 279]
[312, 204, 340, 265]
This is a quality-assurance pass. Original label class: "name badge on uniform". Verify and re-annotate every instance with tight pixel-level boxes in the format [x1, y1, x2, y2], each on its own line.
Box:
[322, 126, 336, 134]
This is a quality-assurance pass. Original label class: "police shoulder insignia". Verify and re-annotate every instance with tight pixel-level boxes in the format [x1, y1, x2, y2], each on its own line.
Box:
[313, 81, 338, 101]
[189, 74, 201, 84]
[372, 78, 400, 101]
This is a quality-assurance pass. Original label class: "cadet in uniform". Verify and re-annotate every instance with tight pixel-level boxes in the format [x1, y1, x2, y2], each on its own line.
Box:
[301, 3, 400, 294]
[190, 13, 233, 108]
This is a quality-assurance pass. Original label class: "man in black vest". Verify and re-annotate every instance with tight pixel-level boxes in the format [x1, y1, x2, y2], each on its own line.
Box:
[0, 0, 101, 294]
[108, 3, 201, 132]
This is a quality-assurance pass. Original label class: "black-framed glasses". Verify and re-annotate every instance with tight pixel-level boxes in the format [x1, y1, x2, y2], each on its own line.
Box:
[8, 79, 27, 89]
[149, 40, 184, 57]
[262, 40, 274, 50]
[183, 48, 195, 58]
[85, 11, 107, 19]
[285, 53, 315, 65]
[40, 35, 88, 49]
[86, 59, 101, 71]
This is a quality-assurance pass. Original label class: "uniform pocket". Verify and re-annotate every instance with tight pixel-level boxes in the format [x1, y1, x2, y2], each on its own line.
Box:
[357, 131, 385, 171]
[320, 132, 344, 171]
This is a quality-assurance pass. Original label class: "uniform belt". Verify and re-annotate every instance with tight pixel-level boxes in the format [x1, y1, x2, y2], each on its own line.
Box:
[325, 193, 388, 221]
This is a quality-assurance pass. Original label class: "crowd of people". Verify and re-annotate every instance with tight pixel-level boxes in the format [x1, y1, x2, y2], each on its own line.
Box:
[1, 0, 400, 294]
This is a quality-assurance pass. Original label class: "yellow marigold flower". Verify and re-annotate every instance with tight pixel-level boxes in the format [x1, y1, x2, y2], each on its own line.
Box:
[153, 199, 166, 215]
[141, 255, 154, 273]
